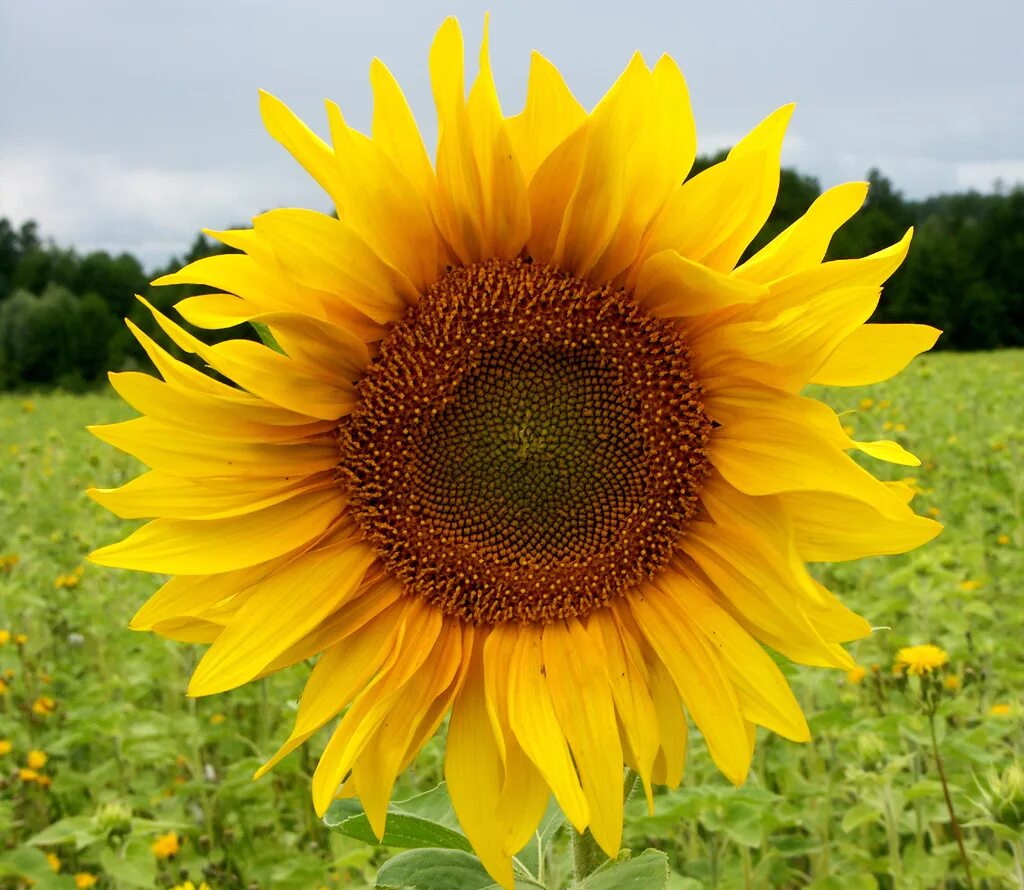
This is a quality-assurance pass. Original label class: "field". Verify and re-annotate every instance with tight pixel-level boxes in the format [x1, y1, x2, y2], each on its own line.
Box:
[0, 349, 1021, 890]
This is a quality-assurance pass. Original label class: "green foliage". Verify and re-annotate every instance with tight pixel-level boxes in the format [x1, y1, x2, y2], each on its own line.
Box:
[0, 353, 1021, 888]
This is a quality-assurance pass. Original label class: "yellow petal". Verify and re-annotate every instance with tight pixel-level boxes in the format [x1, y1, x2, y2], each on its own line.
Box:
[255, 600, 406, 778]
[507, 627, 589, 832]
[89, 488, 344, 575]
[655, 571, 809, 742]
[630, 588, 750, 784]
[851, 438, 920, 467]
[733, 181, 868, 283]
[634, 250, 767, 318]
[505, 52, 586, 182]
[542, 620, 623, 858]
[188, 536, 375, 695]
[701, 105, 794, 271]
[783, 489, 942, 562]
[810, 323, 941, 386]
[259, 90, 345, 205]
[88, 416, 338, 478]
[88, 471, 334, 521]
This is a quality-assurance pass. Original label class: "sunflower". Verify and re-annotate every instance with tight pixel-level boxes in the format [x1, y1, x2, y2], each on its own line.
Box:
[89, 18, 941, 887]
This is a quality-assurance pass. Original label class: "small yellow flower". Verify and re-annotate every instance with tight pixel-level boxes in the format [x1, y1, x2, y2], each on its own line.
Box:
[171, 882, 212, 890]
[22, 399, 35, 413]
[0, 555, 18, 572]
[927, 506, 941, 517]
[943, 675, 961, 692]
[859, 398, 874, 410]
[894, 422, 907, 432]
[19, 767, 40, 781]
[27, 749, 47, 769]
[46, 852, 61, 873]
[74, 874, 98, 889]
[997, 534, 1010, 545]
[0, 739, 11, 755]
[37, 774, 52, 788]
[946, 434, 958, 444]
[209, 713, 226, 725]
[895, 644, 949, 676]
[989, 703, 1012, 717]
[0, 629, 10, 645]
[40, 672, 52, 685]
[991, 441, 1005, 451]
[14, 632, 28, 646]
[846, 666, 867, 685]
[878, 399, 891, 409]
[959, 579, 984, 592]
[151, 832, 181, 859]
[0, 678, 7, 696]
[32, 695, 57, 716]
[882, 420, 894, 431]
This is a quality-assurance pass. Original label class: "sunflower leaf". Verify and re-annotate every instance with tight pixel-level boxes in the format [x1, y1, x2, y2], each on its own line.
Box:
[375, 848, 545, 889]
[249, 320, 284, 353]
[325, 782, 471, 851]
[580, 850, 669, 890]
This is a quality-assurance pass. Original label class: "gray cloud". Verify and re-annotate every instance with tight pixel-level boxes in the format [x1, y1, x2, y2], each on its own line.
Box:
[2, 0, 1021, 269]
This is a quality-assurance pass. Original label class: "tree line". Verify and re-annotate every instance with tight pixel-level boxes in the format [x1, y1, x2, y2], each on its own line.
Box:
[1, 165, 1022, 391]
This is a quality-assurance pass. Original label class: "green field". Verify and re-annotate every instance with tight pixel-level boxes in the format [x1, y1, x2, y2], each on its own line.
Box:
[1, 350, 1021, 889]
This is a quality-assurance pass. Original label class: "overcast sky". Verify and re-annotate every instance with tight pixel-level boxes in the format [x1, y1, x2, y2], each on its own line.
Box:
[2, 0, 1022, 270]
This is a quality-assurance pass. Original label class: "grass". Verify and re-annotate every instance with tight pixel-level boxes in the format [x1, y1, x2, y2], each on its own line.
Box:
[0, 349, 1021, 889]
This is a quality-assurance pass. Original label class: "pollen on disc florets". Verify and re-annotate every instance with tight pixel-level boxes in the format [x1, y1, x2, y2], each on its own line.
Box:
[337, 258, 711, 624]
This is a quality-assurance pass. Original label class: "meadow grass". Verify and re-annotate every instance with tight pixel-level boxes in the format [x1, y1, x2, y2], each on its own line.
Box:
[0, 349, 1021, 889]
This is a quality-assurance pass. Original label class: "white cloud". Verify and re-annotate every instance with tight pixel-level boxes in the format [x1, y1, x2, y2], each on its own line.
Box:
[955, 160, 1024, 192]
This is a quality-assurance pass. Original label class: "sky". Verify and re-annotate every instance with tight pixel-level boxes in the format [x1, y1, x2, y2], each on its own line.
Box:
[2, 0, 1022, 270]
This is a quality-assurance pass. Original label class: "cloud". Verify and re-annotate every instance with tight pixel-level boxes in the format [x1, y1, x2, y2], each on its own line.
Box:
[955, 160, 1024, 192]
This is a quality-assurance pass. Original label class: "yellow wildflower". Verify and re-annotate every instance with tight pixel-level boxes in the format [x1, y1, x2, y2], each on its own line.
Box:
[37, 774, 52, 788]
[846, 666, 867, 685]
[0, 739, 11, 755]
[989, 703, 1012, 717]
[997, 534, 1010, 545]
[46, 852, 61, 873]
[842, 424, 855, 436]
[0, 678, 7, 696]
[927, 506, 941, 517]
[151, 832, 181, 858]
[943, 675, 961, 691]
[895, 644, 949, 676]
[959, 579, 984, 592]
[0, 629, 10, 644]
[878, 399, 891, 409]
[27, 749, 47, 769]
[894, 422, 907, 432]
[32, 696, 56, 716]
[14, 632, 28, 646]
[209, 713, 226, 725]
[991, 441, 1005, 451]
[883, 420, 894, 431]
[74, 874, 98, 889]
[859, 398, 874, 410]
[22, 400, 34, 413]
[19, 767, 40, 781]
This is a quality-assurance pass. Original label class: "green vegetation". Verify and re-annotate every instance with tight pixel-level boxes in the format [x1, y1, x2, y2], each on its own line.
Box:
[1, 350, 1020, 888]
[2, 166, 1024, 391]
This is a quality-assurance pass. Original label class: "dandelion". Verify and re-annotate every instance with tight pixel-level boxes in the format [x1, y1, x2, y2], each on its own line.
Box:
[894, 422, 907, 432]
[14, 632, 28, 646]
[151, 832, 180, 859]
[895, 644, 948, 676]
[21, 399, 35, 413]
[928, 506, 941, 517]
[0, 629, 10, 644]
[26, 749, 47, 769]
[943, 675, 961, 692]
[846, 666, 867, 685]
[859, 398, 874, 410]
[209, 713, 226, 725]
[87, 18, 942, 885]
[36, 774, 52, 788]
[171, 881, 211, 890]
[0, 678, 7, 696]
[878, 399, 891, 409]
[959, 579, 984, 592]
[997, 534, 1010, 545]
[883, 420, 894, 431]
[74, 874, 98, 889]
[32, 696, 56, 716]
[0, 555, 18, 572]
[19, 768, 40, 782]
[46, 852, 61, 873]
[989, 703, 1012, 717]
[0, 739, 11, 755]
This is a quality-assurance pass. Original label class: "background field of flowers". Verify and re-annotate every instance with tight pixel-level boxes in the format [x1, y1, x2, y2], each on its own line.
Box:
[1, 347, 1021, 888]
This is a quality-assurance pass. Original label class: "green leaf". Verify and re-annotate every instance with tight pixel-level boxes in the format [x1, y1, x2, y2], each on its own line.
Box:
[26, 816, 104, 849]
[325, 782, 472, 852]
[99, 837, 158, 888]
[0, 847, 77, 889]
[375, 848, 544, 889]
[250, 320, 284, 353]
[840, 802, 882, 833]
[582, 850, 669, 890]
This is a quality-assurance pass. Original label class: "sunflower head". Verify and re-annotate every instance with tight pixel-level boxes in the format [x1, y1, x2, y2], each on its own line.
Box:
[88, 17, 941, 888]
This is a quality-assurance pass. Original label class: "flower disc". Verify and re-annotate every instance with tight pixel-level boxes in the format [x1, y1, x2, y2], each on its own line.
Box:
[339, 259, 711, 623]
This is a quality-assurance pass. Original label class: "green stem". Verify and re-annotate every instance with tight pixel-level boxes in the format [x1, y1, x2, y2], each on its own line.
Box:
[927, 711, 975, 890]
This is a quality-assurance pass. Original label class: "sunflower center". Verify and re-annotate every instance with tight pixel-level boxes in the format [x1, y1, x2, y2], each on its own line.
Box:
[338, 259, 711, 624]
